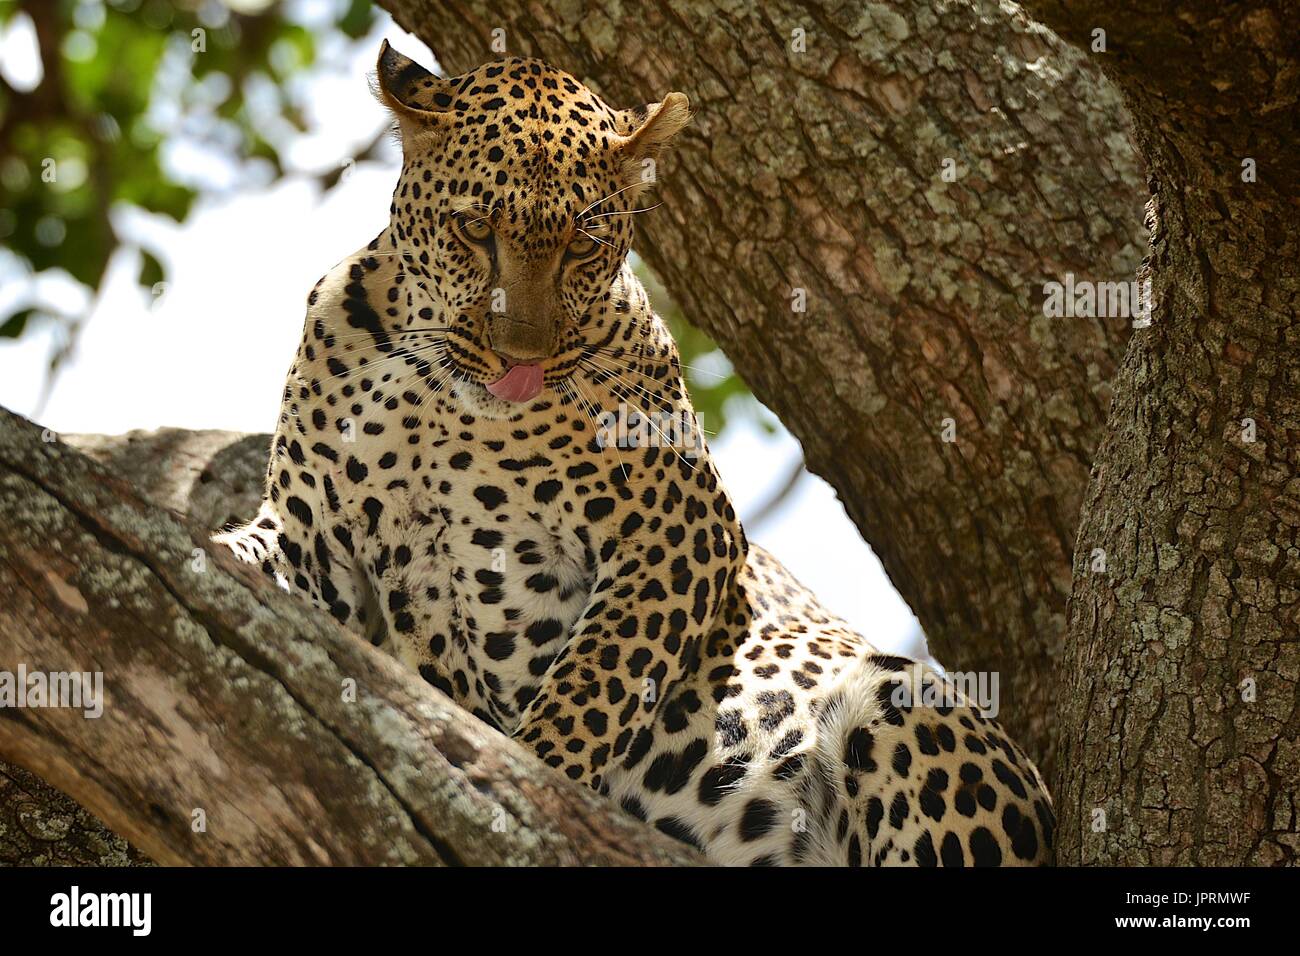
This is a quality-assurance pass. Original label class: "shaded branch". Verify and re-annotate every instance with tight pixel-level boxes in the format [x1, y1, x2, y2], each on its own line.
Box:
[745, 456, 806, 532]
[0, 760, 149, 866]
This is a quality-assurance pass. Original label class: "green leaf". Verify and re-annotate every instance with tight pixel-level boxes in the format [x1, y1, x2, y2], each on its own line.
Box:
[337, 0, 375, 39]
[138, 248, 164, 289]
[0, 309, 34, 339]
[633, 259, 750, 437]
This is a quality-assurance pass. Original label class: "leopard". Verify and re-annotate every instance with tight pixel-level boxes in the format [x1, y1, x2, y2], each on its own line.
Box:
[216, 40, 1054, 866]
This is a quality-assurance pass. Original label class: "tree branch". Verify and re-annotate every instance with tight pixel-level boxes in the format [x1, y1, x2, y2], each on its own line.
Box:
[0, 409, 705, 866]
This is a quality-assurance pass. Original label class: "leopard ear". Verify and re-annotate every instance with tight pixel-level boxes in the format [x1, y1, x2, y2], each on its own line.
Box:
[374, 40, 453, 124]
[615, 93, 691, 183]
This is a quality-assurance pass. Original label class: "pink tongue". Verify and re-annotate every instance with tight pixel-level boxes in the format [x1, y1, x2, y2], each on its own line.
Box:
[486, 363, 544, 403]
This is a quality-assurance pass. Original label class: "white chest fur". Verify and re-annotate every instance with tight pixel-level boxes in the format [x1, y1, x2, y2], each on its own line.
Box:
[351, 474, 595, 730]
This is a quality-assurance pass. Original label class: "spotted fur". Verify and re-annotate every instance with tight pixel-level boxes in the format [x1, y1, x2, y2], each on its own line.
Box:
[217, 42, 1053, 866]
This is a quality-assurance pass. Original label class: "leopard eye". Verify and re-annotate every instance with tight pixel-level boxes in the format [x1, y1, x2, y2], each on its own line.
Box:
[454, 212, 493, 244]
[567, 233, 600, 259]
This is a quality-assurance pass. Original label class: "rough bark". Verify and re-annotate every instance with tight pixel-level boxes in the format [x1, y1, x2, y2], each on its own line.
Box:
[0, 428, 265, 865]
[1021, 1, 1300, 863]
[377, 0, 1147, 770]
[0, 411, 705, 866]
[0, 760, 149, 866]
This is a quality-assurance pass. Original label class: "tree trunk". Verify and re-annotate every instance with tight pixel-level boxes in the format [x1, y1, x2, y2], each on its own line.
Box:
[378, 0, 1148, 771]
[0, 410, 704, 866]
[1021, 1, 1300, 864]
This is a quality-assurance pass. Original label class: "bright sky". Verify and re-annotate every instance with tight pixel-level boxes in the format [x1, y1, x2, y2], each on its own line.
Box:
[0, 8, 921, 655]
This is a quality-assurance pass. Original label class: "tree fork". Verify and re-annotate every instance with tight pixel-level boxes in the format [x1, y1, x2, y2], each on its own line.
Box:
[376, 0, 1149, 771]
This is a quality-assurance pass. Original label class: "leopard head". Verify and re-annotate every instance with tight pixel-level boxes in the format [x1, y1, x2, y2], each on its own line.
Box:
[375, 41, 690, 406]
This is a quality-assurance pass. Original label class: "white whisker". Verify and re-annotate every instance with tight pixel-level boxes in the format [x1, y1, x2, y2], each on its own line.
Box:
[570, 374, 627, 478]
[585, 202, 662, 221]
[576, 181, 643, 220]
[579, 228, 616, 249]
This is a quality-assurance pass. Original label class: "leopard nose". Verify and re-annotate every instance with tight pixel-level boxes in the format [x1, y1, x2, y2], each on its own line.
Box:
[487, 323, 555, 363]
[493, 348, 531, 368]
